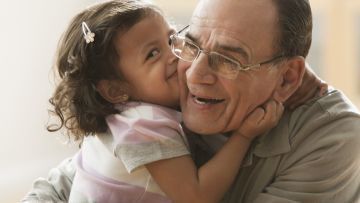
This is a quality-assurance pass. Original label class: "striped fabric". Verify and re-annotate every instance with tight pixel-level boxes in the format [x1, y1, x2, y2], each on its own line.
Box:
[69, 102, 190, 203]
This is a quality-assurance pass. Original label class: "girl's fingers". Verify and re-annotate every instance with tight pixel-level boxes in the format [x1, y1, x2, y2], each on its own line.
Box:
[262, 99, 283, 128]
[246, 107, 265, 125]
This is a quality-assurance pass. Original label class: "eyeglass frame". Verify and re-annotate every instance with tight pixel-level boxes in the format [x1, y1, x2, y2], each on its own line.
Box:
[170, 25, 285, 79]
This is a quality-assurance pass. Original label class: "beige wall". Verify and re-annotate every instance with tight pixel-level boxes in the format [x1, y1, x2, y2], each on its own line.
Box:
[154, 0, 197, 25]
[312, 0, 360, 107]
[0, 1, 96, 202]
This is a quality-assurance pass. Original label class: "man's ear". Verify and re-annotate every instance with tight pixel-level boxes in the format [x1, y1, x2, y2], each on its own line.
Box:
[273, 56, 305, 102]
[96, 79, 130, 104]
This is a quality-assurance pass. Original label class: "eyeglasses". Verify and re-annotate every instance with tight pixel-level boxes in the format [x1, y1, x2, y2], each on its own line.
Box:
[170, 25, 284, 80]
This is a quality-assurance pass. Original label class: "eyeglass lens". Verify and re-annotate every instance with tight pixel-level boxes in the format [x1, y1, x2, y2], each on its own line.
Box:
[172, 36, 239, 79]
[171, 37, 197, 62]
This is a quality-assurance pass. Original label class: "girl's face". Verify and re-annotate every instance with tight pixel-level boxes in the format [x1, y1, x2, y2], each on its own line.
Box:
[114, 14, 179, 108]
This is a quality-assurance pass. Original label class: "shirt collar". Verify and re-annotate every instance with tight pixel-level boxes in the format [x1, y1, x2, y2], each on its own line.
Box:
[253, 111, 291, 157]
[241, 111, 292, 167]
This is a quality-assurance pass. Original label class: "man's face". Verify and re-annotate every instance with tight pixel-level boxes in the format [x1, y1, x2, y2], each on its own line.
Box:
[178, 0, 284, 134]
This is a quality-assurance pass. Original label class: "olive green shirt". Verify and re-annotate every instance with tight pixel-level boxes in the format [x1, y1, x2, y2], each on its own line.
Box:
[190, 89, 360, 203]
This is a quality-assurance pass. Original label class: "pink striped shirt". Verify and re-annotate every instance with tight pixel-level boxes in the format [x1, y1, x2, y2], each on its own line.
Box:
[69, 102, 189, 203]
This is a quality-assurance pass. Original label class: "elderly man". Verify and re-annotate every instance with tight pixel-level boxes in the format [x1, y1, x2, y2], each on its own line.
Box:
[173, 0, 360, 202]
[23, 0, 360, 202]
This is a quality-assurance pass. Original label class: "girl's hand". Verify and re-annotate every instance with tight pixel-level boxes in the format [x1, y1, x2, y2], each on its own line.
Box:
[285, 63, 328, 110]
[146, 100, 283, 203]
[234, 99, 284, 140]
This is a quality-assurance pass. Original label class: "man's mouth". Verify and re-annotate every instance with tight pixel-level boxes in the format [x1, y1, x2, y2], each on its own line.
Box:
[192, 95, 225, 105]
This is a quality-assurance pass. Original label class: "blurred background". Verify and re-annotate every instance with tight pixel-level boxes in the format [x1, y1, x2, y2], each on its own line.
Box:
[0, 0, 359, 202]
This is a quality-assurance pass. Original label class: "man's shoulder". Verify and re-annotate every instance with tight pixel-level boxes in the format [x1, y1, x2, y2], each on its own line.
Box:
[255, 89, 360, 158]
[313, 89, 359, 117]
[286, 88, 360, 152]
[254, 89, 360, 203]
[289, 89, 360, 131]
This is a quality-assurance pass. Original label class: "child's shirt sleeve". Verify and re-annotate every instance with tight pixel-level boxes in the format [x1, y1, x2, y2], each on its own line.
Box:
[106, 103, 190, 173]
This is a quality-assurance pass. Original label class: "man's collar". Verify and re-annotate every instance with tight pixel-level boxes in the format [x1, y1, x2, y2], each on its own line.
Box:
[240, 112, 291, 167]
[254, 111, 291, 157]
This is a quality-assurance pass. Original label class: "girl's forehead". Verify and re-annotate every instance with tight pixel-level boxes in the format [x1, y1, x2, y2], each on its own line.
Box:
[113, 13, 172, 53]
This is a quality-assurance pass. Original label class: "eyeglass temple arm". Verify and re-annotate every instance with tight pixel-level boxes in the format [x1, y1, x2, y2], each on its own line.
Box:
[259, 55, 284, 65]
[177, 25, 190, 34]
[242, 55, 284, 69]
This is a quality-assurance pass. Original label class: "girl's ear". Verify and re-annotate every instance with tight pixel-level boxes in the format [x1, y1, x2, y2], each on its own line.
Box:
[96, 80, 130, 104]
[273, 56, 305, 103]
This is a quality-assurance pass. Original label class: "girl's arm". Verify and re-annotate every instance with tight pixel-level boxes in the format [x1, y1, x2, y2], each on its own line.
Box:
[146, 100, 283, 203]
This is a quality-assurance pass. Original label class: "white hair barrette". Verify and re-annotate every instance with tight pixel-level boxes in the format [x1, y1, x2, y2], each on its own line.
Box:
[82, 22, 95, 43]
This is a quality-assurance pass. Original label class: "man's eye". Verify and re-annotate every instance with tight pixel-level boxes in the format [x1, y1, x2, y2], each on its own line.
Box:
[146, 49, 160, 60]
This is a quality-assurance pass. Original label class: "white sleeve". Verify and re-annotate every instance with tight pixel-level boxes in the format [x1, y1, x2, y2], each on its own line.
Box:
[114, 118, 190, 173]
[21, 157, 76, 203]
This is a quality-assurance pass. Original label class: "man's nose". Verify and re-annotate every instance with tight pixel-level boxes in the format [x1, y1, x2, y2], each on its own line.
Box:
[186, 54, 217, 85]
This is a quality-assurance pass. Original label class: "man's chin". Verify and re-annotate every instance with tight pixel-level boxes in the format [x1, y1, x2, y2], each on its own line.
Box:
[183, 119, 222, 135]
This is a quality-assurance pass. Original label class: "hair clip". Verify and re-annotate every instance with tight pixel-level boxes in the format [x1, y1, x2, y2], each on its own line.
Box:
[119, 94, 129, 103]
[82, 22, 95, 43]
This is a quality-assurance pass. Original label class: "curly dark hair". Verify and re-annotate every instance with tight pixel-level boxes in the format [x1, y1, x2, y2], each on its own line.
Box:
[47, 0, 162, 141]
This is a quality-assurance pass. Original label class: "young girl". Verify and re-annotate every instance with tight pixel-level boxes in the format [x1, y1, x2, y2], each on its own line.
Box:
[48, 0, 283, 202]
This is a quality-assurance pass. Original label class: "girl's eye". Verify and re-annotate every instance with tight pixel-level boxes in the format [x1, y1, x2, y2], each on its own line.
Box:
[168, 37, 172, 46]
[146, 49, 160, 60]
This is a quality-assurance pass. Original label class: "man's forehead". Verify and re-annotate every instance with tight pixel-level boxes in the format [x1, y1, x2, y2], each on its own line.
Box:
[189, 0, 279, 60]
[192, 0, 278, 27]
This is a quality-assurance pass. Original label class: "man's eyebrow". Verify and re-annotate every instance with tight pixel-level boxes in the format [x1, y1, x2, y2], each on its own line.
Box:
[185, 33, 200, 45]
[217, 44, 249, 61]
[185, 33, 249, 60]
